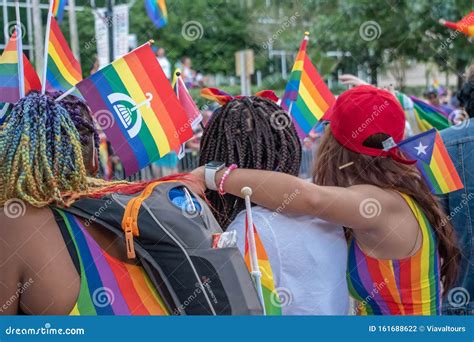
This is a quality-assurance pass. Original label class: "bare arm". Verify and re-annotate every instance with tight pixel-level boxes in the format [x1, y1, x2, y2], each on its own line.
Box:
[193, 167, 402, 231]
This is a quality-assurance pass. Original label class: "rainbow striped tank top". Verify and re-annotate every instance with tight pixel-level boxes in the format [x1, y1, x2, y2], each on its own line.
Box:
[347, 194, 441, 315]
[53, 208, 169, 315]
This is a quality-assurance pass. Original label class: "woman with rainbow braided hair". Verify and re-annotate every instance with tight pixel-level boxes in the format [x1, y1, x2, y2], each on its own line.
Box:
[0, 92, 169, 315]
[193, 85, 461, 315]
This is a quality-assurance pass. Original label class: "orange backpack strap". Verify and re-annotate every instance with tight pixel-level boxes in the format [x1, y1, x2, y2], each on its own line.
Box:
[121, 180, 175, 259]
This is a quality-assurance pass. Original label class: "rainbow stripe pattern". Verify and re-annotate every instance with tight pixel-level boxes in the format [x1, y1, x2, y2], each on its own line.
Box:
[281, 33, 335, 138]
[46, 17, 82, 93]
[145, 0, 168, 29]
[347, 194, 441, 315]
[398, 129, 463, 194]
[52, 0, 67, 23]
[53, 209, 169, 315]
[396, 93, 451, 133]
[76, 43, 193, 176]
[0, 29, 41, 103]
[244, 216, 282, 315]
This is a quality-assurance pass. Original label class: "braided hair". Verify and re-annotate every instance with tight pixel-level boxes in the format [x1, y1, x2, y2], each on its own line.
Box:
[199, 96, 302, 229]
[0, 91, 124, 208]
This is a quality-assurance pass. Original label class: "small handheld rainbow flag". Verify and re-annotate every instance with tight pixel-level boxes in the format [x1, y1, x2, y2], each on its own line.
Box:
[398, 129, 463, 194]
[0, 30, 41, 103]
[396, 93, 451, 133]
[281, 32, 335, 138]
[52, 0, 67, 23]
[145, 0, 167, 29]
[46, 17, 82, 93]
[173, 69, 202, 129]
[76, 43, 193, 177]
[244, 216, 282, 315]
[440, 11, 474, 38]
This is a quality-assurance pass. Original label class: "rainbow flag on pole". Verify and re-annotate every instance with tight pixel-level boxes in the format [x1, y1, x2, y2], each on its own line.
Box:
[145, 0, 167, 29]
[46, 17, 82, 92]
[244, 217, 282, 315]
[0, 29, 41, 103]
[398, 129, 463, 194]
[76, 43, 193, 176]
[281, 32, 335, 138]
[396, 93, 451, 133]
[52, 0, 67, 23]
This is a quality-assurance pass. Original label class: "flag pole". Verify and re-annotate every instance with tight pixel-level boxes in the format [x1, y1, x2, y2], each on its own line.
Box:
[54, 86, 77, 101]
[14, 0, 25, 98]
[41, 0, 55, 94]
[241, 186, 266, 315]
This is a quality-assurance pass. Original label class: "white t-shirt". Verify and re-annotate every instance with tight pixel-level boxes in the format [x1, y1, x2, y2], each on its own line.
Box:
[157, 56, 171, 80]
[227, 206, 349, 315]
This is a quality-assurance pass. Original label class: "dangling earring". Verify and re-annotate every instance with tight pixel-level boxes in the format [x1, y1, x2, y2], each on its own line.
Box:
[92, 137, 97, 169]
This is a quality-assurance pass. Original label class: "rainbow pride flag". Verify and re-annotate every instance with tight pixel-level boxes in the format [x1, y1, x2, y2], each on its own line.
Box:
[0, 29, 41, 103]
[46, 17, 82, 93]
[244, 216, 282, 315]
[145, 0, 167, 29]
[173, 69, 202, 129]
[396, 93, 451, 133]
[52, 0, 67, 23]
[281, 32, 335, 138]
[398, 129, 463, 194]
[76, 43, 193, 176]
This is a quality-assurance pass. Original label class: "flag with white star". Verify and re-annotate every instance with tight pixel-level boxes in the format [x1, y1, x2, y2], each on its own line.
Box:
[398, 129, 463, 194]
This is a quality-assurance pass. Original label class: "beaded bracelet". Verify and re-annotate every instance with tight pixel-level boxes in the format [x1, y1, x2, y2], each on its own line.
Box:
[218, 164, 238, 195]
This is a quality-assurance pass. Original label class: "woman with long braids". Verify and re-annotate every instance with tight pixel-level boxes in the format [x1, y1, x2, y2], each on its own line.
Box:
[194, 85, 460, 315]
[0, 92, 169, 315]
[199, 94, 349, 315]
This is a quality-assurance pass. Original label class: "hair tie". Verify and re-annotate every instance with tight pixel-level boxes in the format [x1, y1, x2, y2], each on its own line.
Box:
[201, 87, 279, 106]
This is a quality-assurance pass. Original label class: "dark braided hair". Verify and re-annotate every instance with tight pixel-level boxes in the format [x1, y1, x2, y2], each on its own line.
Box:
[199, 96, 302, 229]
[458, 78, 474, 118]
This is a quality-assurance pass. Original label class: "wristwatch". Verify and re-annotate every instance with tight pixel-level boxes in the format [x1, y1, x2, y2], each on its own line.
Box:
[205, 161, 226, 190]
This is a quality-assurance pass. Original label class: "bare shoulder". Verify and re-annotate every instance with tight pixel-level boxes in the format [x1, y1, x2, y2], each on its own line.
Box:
[0, 204, 58, 250]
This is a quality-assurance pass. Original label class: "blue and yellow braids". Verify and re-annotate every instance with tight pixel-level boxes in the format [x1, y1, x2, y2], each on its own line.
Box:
[0, 92, 123, 207]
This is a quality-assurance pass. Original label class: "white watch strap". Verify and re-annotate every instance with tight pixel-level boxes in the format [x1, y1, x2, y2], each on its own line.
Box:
[205, 167, 218, 191]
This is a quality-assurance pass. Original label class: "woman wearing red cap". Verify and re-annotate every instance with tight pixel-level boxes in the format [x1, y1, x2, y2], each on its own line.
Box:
[193, 85, 460, 315]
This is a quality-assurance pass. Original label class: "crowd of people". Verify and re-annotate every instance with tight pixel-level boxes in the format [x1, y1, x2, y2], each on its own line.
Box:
[0, 62, 472, 315]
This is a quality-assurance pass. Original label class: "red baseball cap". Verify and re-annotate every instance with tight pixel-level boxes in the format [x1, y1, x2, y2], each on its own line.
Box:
[323, 85, 414, 164]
